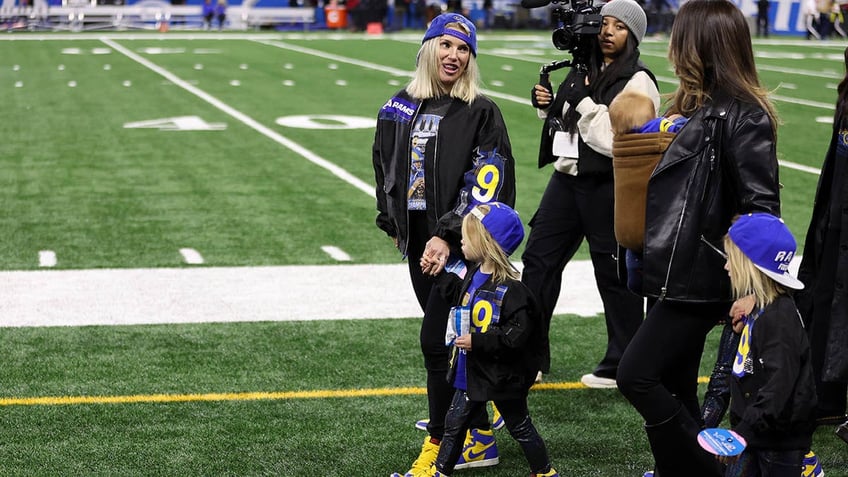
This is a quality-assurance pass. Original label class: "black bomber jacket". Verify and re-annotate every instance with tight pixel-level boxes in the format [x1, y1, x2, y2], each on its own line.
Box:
[729, 295, 817, 451]
[372, 90, 516, 256]
[434, 264, 544, 401]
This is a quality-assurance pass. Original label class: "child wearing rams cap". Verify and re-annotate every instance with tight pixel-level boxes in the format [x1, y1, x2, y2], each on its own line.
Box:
[719, 213, 817, 476]
[411, 202, 557, 477]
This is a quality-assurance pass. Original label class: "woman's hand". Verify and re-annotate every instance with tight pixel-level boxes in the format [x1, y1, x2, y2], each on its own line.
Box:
[730, 294, 755, 333]
[562, 71, 590, 107]
[532, 83, 553, 108]
[455, 334, 472, 350]
[421, 236, 450, 276]
[420, 254, 440, 276]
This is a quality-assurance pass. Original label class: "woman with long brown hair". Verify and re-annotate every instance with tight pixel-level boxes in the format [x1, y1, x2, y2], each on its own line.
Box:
[615, 1, 781, 474]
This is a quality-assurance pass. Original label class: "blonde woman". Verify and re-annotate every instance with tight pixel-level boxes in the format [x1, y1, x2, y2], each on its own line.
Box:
[373, 13, 516, 476]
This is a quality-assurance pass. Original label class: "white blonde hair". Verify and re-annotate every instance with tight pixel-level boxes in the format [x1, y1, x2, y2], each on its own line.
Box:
[461, 205, 519, 283]
[724, 234, 786, 309]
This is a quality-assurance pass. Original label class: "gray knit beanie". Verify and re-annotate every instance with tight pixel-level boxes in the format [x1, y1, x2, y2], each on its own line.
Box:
[600, 0, 647, 45]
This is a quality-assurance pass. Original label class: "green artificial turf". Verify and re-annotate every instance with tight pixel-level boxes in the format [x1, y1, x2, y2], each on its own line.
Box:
[1, 32, 846, 476]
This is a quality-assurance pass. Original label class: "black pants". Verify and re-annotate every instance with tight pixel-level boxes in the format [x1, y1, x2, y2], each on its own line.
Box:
[521, 171, 644, 375]
[618, 299, 727, 476]
[807, 228, 848, 419]
[435, 390, 551, 475]
[726, 449, 805, 477]
[407, 212, 487, 440]
[618, 299, 724, 424]
[756, 13, 769, 37]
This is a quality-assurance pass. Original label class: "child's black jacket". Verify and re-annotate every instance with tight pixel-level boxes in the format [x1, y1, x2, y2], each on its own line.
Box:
[435, 263, 544, 401]
[729, 295, 817, 450]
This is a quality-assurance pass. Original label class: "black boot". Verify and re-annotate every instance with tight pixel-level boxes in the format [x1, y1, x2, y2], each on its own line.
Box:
[644, 407, 722, 477]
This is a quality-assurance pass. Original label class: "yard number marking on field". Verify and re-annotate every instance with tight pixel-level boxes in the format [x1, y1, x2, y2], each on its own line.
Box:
[100, 37, 375, 199]
[123, 116, 226, 131]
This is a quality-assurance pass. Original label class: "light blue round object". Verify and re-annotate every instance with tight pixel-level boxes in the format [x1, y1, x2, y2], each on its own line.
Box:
[697, 428, 747, 457]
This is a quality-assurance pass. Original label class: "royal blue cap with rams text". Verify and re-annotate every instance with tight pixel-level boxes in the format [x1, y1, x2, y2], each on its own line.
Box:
[728, 212, 804, 290]
[422, 13, 477, 56]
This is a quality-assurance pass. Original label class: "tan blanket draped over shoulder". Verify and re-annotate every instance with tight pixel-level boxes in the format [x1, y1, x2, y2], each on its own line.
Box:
[612, 131, 677, 251]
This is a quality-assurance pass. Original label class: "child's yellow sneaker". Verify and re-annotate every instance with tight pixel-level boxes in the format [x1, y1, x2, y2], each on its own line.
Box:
[414, 466, 450, 477]
[490, 402, 505, 430]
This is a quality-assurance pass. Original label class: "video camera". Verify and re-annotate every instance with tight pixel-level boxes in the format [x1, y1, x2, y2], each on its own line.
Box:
[521, 0, 602, 86]
[550, 0, 602, 67]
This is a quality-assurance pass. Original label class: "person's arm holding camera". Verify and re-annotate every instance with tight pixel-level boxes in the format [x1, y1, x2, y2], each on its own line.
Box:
[570, 70, 659, 158]
[532, 83, 554, 109]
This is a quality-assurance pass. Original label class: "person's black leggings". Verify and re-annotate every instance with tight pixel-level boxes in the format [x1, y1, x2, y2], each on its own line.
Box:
[406, 211, 487, 440]
[617, 299, 727, 425]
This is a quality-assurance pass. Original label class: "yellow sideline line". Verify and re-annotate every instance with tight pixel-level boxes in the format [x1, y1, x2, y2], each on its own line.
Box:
[0, 377, 710, 407]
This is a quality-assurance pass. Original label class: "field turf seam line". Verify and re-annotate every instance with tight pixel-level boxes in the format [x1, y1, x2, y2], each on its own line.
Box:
[0, 377, 710, 406]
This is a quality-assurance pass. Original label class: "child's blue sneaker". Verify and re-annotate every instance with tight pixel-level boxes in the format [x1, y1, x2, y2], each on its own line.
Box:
[454, 428, 499, 469]
[490, 402, 505, 430]
[802, 450, 824, 477]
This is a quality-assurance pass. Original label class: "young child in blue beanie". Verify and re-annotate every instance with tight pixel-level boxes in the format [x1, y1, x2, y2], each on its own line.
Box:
[407, 202, 558, 477]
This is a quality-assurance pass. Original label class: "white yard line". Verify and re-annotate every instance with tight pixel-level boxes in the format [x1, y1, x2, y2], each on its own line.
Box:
[0, 261, 604, 328]
[99, 37, 376, 199]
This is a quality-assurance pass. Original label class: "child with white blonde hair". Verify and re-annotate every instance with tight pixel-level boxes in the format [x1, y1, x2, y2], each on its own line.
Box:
[719, 213, 818, 476]
[407, 202, 558, 477]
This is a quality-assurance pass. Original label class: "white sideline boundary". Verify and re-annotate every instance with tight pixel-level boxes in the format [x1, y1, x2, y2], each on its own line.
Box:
[0, 261, 605, 328]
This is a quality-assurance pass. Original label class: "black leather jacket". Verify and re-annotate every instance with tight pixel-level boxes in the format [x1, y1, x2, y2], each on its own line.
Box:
[796, 111, 848, 382]
[642, 91, 781, 302]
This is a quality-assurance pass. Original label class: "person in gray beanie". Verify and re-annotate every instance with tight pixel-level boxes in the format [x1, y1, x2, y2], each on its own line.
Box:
[600, 0, 648, 45]
[523, 0, 658, 391]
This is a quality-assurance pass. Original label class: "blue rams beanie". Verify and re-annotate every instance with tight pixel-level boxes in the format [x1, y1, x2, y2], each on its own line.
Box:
[422, 13, 477, 56]
[469, 202, 524, 256]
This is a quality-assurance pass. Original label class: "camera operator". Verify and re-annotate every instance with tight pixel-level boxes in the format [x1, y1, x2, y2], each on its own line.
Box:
[521, 0, 659, 387]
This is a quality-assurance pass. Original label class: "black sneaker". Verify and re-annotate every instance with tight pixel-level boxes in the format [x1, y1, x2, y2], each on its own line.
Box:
[837, 420, 848, 445]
